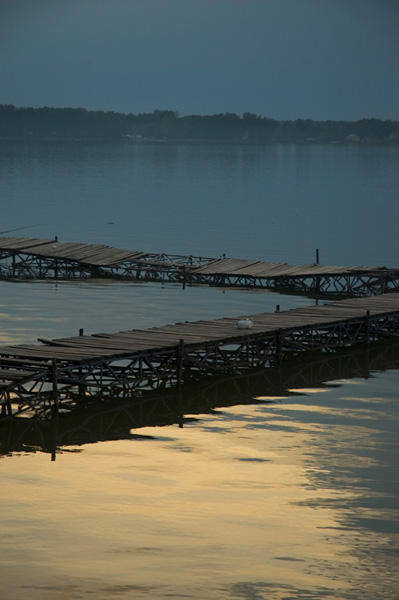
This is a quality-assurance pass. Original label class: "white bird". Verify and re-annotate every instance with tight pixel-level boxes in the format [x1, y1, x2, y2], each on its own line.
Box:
[236, 318, 253, 329]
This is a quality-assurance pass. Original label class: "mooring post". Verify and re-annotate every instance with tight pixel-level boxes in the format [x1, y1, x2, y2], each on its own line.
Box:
[6, 391, 12, 416]
[316, 248, 319, 265]
[276, 328, 283, 365]
[178, 386, 184, 428]
[381, 272, 387, 294]
[77, 329, 84, 395]
[51, 405, 59, 462]
[52, 358, 59, 412]
[1, 391, 12, 416]
[177, 339, 185, 386]
[365, 309, 371, 345]
[316, 275, 321, 293]
[182, 265, 186, 290]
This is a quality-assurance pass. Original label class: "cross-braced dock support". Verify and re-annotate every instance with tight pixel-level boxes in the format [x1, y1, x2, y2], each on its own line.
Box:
[1, 236, 399, 297]
[2, 299, 399, 419]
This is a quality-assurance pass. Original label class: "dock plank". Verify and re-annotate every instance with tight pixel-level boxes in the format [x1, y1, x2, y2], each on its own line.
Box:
[1, 291, 399, 418]
[0, 292, 397, 368]
[1, 236, 395, 300]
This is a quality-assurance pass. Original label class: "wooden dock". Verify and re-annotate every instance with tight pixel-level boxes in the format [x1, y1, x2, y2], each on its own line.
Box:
[1, 235, 398, 295]
[1, 292, 399, 418]
[2, 339, 398, 457]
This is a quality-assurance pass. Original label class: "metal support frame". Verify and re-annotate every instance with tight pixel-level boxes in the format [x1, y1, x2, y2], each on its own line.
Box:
[2, 339, 399, 457]
[2, 309, 399, 419]
[1, 249, 399, 297]
[0, 366, 54, 417]
[0, 250, 210, 281]
[186, 271, 399, 297]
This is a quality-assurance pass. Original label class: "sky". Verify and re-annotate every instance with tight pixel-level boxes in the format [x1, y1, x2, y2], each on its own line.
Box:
[1, 0, 398, 121]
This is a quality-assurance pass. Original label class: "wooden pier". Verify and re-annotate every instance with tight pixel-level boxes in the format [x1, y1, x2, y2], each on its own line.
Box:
[2, 339, 398, 457]
[1, 292, 399, 418]
[1, 235, 398, 296]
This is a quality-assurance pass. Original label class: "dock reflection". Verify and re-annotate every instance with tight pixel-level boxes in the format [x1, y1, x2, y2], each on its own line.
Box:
[1, 340, 398, 459]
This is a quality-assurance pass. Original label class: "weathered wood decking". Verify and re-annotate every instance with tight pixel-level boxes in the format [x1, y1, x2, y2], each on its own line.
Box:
[1, 292, 399, 418]
[2, 339, 398, 457]
[1, 235, 398, 295]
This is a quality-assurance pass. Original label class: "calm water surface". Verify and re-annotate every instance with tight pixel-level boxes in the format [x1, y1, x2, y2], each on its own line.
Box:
[1, 140, 398, 265]
[0, 141, 398, 599]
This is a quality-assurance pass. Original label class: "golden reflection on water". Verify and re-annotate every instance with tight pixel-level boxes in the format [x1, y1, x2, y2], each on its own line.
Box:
[1, 368, 398, 600]
[3, 386, 397, 600]
[1, 444, 340, 597]
[286, 388, 331, 394]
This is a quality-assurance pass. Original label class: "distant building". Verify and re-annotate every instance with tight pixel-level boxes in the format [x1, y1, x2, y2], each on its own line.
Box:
[346, 133, 360, 142]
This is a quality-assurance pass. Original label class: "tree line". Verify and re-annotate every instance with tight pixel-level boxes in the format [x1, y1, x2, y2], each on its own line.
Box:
[0, 104, 398, 144]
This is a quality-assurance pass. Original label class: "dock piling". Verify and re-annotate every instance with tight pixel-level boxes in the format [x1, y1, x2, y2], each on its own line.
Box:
[365, 309, 371, 344]
[177, 339, 185, 386]
[276, 329, 283, 365]
[52, 358, 59, 411]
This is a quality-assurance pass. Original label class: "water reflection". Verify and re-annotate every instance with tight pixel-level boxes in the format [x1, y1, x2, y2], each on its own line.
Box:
[0, 278, 312, 345]
[1, 341, 398, 457]
[1, 355, 398, 599]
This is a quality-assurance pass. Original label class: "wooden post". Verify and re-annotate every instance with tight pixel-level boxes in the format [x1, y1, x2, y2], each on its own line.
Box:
[365, 309, 371, 344]
[178, 386, 184, 428]
[177, 339, 184, 386]
[79, 328, 84, 336]
[1, 391, 12, 416]
[51, 405, 59, 461]
[6, 391, 12, 416]
[182, 265, 186, 290]
[315, 275, 320, 294]
[276, 329, 283, 365]
[316, 248, 319, 265]
[51, 355, 59, 460]
[52, 358, 59, 411]
[381, 272, 387, 294]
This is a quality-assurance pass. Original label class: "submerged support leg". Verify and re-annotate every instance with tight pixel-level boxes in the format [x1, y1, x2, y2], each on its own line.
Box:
[276, 328, 283, 365]
[1, 391, 12, 416]
[51, 407, 59, 461]
[365, 309, 371, 345]
[52, 358, 59, 412]
[177, 339, 185, 386]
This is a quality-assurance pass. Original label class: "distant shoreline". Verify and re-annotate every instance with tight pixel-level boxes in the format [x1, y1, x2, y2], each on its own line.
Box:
[1, 105, 398, 145]
[1, 136, 397, 146]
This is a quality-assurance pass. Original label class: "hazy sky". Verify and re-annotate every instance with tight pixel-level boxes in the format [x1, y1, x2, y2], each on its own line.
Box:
[1, 0, 398, 120]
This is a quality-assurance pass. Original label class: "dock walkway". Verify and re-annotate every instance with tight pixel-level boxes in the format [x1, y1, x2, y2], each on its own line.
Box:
[1, 292, 399, 418]
[1, 236, 398, 295]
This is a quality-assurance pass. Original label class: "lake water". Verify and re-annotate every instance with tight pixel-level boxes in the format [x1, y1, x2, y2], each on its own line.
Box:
[0, 141, 398, 600]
